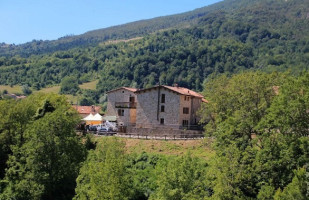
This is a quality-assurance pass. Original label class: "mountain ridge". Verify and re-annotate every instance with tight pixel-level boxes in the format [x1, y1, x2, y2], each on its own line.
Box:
[0, 0, 234, 57]
[3, 0, 308, 57]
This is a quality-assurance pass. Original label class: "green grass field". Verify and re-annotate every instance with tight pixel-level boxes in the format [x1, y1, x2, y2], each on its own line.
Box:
[79, 80, 99, 90]
[0, 80, 99, 104]
[34, 85, 60, 94]
[0, 85, 22, 94]
[95, 137, 214, 160]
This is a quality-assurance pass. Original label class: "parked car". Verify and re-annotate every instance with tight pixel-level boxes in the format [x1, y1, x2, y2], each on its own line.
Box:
[97, 126, 111, 135]
[88, 125, 97, 131]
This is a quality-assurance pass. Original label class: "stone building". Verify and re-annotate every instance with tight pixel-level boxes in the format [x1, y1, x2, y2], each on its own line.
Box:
[134, 85, 207, 131]
[106, 87, 137, 126]
[105, 85, 207, 135]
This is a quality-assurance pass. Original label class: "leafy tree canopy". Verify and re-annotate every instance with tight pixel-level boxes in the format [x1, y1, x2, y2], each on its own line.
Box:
[0, 93, 87, 200]
[60, 76, 80, 95]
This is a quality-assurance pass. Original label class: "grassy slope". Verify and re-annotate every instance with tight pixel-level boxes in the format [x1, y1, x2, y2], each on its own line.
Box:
[34, 85, 60, 93]
[96, 137, 214, 160]
[0, 80, 98, 103]
[79, 80, 99, 90]
[0, 85, 22, 94]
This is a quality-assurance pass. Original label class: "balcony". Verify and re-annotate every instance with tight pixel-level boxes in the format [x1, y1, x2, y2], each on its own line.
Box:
[115, 102, 137, 109]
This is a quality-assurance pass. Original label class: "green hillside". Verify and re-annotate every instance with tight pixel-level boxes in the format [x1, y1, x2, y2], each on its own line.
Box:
[0, 0, 228, 57]
[0, 0, 308, 104]
[2, 0, 308, 57]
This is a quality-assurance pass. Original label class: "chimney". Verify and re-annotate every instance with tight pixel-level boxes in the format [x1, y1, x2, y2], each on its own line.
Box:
[173, 83, 178, 87]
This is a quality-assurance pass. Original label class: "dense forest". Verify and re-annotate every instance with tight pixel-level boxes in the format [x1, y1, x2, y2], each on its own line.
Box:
[0, 0, 308, 106]
[1, 71, 309, 199]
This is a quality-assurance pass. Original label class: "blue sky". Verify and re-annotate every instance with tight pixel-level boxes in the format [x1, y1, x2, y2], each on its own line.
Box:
[0, 0, 221, 44]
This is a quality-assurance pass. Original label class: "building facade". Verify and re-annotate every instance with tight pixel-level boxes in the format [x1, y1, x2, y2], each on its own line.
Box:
[135, 85, 206, 130]
[106, 87, 137, 126]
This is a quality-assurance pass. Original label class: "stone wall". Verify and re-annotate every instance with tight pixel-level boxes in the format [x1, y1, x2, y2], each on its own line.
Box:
[136, 87, 181, 128]
[106, 89, 137, 126]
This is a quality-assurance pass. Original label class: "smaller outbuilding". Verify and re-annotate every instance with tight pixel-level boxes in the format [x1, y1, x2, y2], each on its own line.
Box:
[73, 105, 101, 118]
[83, 113, 103, 125]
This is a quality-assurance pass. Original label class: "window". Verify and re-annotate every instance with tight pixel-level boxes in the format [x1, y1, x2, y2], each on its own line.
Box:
[183, 107, 189, 114]
[129, 96, 135, 103]
[118, 109, 124, 116]
[182, 120, 189, 127]
[161, 94, 165, 103]
[184, 96, 190, 101]
[161, 105, 165, 112]
[160, 118, 164, 124]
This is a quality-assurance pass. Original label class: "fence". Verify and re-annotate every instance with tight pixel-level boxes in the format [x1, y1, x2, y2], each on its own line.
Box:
[116, 133, 204, 140]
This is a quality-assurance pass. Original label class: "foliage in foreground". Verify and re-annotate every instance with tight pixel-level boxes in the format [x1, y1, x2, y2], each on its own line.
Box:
[2, 71, 309, 200]
[0, 93, 87, 200]
[201, 71, 309, 199]
[74, 138, 211, 200]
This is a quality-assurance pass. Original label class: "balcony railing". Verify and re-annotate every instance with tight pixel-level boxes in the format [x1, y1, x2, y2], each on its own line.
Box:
[115, 102, 137, 108]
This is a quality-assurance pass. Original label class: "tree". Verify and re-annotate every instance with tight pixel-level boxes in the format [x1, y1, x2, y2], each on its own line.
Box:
[0, 96, 40, 179]
[259, 72, 309, 137]
[0, 94, 86, 200]
[126, 152, 161, 200]
[150, 153, 211, 200]
[32, 82, 41, 90]
[79, 97, 95, 106]
[60, 76, 80, 95]
[200, 71, 309, 199]
[74, 138, 132, 200]
[201, 72, 283, 149]
[274, 168, 309, 200]
[21, 84, 32, 95]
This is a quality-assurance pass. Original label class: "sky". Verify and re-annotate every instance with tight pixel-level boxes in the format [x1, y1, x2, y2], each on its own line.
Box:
[0, 0, 221, 44]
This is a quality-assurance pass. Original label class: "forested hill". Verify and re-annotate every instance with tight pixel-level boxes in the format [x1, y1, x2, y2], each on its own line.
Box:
[0, 0, 228, 57]
[2, 0, 308, 57]
[0, 0, 309, 103]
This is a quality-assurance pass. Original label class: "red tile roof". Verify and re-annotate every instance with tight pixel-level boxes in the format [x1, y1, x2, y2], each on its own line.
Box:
[135, 85, 206, 100]
[202, 98, 208, 103]
[163, 85, 204, 98]
[106, 87, 137, 94]
[73, 105, 101, 114]
[5, 94, 27, 99]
